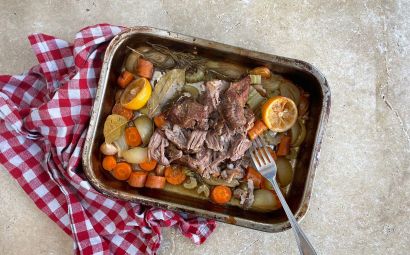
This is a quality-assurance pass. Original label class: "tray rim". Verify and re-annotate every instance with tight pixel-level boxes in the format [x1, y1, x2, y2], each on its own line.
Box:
[82, 26, 331, 233]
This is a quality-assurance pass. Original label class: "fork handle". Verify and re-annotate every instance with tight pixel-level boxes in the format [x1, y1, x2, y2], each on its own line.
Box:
[270, 178, 317, 255]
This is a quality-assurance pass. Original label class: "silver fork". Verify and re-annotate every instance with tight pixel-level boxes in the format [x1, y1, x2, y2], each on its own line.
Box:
[250, 136, 317, 255]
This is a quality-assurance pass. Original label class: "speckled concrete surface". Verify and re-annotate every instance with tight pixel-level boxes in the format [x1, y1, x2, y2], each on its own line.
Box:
[0, 1, 409, 254]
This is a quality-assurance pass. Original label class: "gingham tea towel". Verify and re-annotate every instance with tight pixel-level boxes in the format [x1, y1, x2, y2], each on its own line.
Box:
[0, 24, 216, 255]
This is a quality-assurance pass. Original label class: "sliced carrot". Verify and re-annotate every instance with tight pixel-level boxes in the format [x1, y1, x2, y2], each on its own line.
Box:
[153, 113, 167, 128]
[112, 103, 133, 120]
[248, 119, 268, 140]
[112, 162, 132, 181]
[125, 127, 142, 147]
[128, 171, 148, 188]
[136, 58, 154, 79]
[245, 167, 263, 189]
[139, 159, 157, 171]
[266, 147, 277, 160]
[102, 155, 117, 171]
[277, 135, 291, 156]
[117, 70, 134, 88]
[210, 185, 232, 205]
[164, 166, 186, 185]
[144, 175, 166, 189]
[261, 177, 273, 190]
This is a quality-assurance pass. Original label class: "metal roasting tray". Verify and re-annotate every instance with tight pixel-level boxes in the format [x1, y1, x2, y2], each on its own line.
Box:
[82, 26, 331, 232]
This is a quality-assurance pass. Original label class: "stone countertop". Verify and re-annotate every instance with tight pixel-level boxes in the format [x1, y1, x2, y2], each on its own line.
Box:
[0, 1, 409, 254]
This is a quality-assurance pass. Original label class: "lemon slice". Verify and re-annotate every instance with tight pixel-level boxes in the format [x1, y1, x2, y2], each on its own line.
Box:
[261, 96, 298, 132]
[120, 78, 152, 110]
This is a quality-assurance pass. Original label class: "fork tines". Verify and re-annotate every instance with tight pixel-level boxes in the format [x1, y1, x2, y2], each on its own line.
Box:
[250, 137, 275, 169]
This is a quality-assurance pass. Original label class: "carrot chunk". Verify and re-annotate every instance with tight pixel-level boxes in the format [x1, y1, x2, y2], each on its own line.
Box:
[112, 162, 132, 181]
[136, 58, 154, 79]
[145, 175, 166, 189]
[248, 120, 267, 140]
[102, 155, 117, 171]
[125, 127, 142, 147]
[164, 166, 186, 185]
[139, 159, 157, 171]
[210, 185, 232, 205]
[117, 70, 134, 88]
[128, 171, 148, 188]
[277, 135, 291, 156]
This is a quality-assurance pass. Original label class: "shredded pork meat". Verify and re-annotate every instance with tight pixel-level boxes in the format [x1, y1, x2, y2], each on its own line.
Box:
[148, 76, 254, 179]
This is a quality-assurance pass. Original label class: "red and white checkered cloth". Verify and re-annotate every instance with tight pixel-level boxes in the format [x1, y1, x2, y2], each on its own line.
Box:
[0, 24, 216, 255]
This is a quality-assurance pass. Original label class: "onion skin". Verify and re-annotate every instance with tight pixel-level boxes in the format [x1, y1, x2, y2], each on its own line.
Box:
[133, 115, 154, 146]
[125, 53, 140, 73]
[123, 147, 148, 164]
[113, 132, 128, 157]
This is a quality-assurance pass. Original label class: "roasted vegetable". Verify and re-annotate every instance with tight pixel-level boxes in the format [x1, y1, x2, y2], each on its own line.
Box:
[210, 185, 232, 205]
[290, 119, 306, 147]
[112, 103, 133, 120]
[261, 75, 281, 96]
[276, 157, 293, 187]
[136, 58, 154, 79]
[183, 177, 198, 189]
[112, 162, 132, 181]
[100, 142, 118, 156]
[182, 85, 200, 99]
[247, 86, 265, 111]
[145, 175, 166, 189]
[197, 184, 210, 198]
[261, 130, 282, 146]
[298, 93, 309, 116]
[205, 60, 247, 80]
[153, 113, 167, 128]
[139, 159, 157, 171]
[185, 67, 205, 83]
[279, 78, 301, 105]
[143, 50, 176, 69]
[128, 172, 148, 188]
[252, 189, 281, 212]
[124, 52, 140, 73]
[125, 127, 142, 147]
[245, 167, 263, 189]
[163, 183, 280, 212]
[103, 114, 128, 144]
[248, 119, 268, 140]
[155, 164, 166, 176]
[277, 135, 291, 156]
[146, 69, 185, 117]
[164, 166, 187, 185]
[133, 115, 154, 146]
[202, 176, 240, 187]
[102, 155, 117, 171]
[117, 70, 134, 89]
[113, 132, 128, 157]
[122, 147, 148, 164]
[249, 74, 262, 85]
[250, 67, 271, 79]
